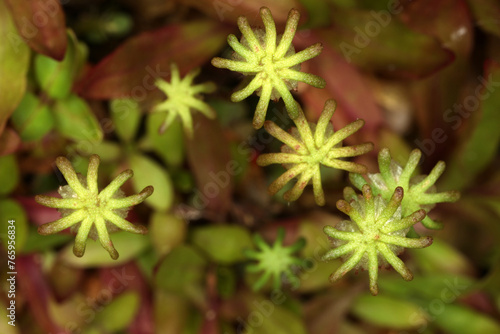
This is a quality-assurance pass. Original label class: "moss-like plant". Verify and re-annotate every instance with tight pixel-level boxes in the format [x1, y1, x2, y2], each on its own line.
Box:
[322, 184, 432, 295]
[211, 7, 325, 129]
[257, 99, 373, 205]
[35, 155, 153, 259]
[244, 227, 305, 291]
[152, 63, 216, 138]
[349, 148, 460, 229]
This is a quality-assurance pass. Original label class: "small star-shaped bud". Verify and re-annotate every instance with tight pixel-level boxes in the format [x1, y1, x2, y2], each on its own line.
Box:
[152, 63, 216, 138]
[212, 7, 326, 129]
[244, 227, 305, 291]
[257, 100, 373, 206]
[322, 185, 433, 295]
[35, 155, 153, 259]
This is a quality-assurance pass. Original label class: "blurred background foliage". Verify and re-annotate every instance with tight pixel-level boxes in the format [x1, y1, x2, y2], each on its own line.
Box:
[0, 0, 500, 333]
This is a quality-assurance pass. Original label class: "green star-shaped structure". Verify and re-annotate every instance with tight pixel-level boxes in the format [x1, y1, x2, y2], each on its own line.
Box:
[245, 227, 305, 291]
[322, 184, 433, 295]
[152, 63, 216, 138]
[349, 148, 460, 229]
[35, 155, 153, 259]
[212, 7, 326, 129]
[257, 100, 373, 205]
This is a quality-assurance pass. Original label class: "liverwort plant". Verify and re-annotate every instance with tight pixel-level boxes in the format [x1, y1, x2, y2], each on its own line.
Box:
[322, 185, 433, 295]
[35, 155, 153, 259]
[211, 7, 326, 129]
[349, 148, 460, 229]
[152, 63, 216, 138]
[257, 99, 373, 206]
[244, 227, 305, 291]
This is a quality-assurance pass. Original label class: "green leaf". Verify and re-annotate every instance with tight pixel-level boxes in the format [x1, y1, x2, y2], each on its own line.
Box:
[337, 322, 365, 334]
[92, 292, 140, 332]
[0, 154, 19, 195]
[298, 220, 331, 258]
[378, 129, 412, 167]
[441, 63, 500, 190]
[81, 140, 122, 163]
[34, 30, 86, 99]
[170, 169, 195, 193]
[53, 94, 103, 143]
[290, 219, 341, 292]
[295, 261, 338, 293]
[378, 274, 474, 302]
[467, 0, 500, 37]
[23, 226, 73, 253]
[128, 153, 174, 211]
[183, 309, 203, 334]
[155, 245, 206, 302]
[136, 248, 159, 280]
[60, 232, 149, 267]
[208, 99, 247, 126]
[154, 291, 190, 334]
[146, 113, 185, 167]
[320, 8, 454, 79]
[11, 91, 54, 141]
[242, 293, 308, 334]
[0, 2, 30, 135]
[149, 212, 186, 257]
[434, 304, 500, 334]
[110, 98, 141, 143]
[297, 0, 331, 28]
[410, 238, 474, 276]
[0, 199, 28, 253]
[191, 225, 253, 265]
[351, 294, 427, 330]
[47, 294, 88, 331]
[216, 266, 236, 299]
[0, 304, 20, 334]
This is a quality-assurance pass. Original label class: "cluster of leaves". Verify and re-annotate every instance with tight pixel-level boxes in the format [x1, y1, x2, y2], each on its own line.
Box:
[318, 147, 461, 294]
[10, 31, 99, 144]
[2, 0, 500, 333]
[212, 6, 460, 295]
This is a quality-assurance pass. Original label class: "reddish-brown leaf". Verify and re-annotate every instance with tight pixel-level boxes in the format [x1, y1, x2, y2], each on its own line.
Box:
[318, 6, 455, 79]
[401, 0, 473, 160]
[17, 255, 67, 333]
[183, 0, 303, 25]
[296, 32, 383, 146]
[0, 127, 20, 156]
[186, 113, 233, 220]
[5, 0, 67, 60]
[17, 193, 64, 226]
[440, 62, 500, 190]
[76, 20, 233, 99]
